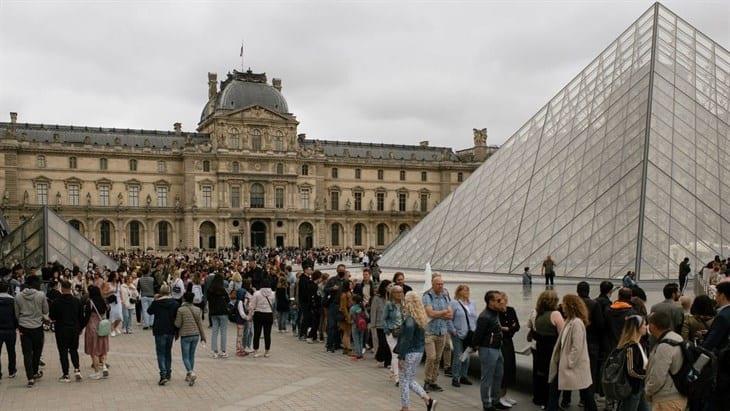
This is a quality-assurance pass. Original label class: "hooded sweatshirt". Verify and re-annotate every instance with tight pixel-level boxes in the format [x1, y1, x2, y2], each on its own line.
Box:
[249, 288, 274, 314]
[605, 301, 637, 350]
[49, 293, 83, 331]
[14, 288, 49, 329]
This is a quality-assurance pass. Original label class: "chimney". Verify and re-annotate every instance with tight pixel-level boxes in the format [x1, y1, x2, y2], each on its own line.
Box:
[207, 72, 218, 100]
[174, 122, 182, 135]
[419, 140, 429, 147]
[272, 78, 282, 91]
[10, 112, 17, 124]
[297, 133, 306, 143]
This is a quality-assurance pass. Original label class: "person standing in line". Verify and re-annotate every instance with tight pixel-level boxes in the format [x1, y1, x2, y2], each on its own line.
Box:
[473, 290, 507, 411]
[372, 280, 391, 369]
[339, 281, 354, 356]
[422, 274, 452, 393]
[649, 284, 684, 334]
[447, 284, 476, 388]
[14, 275, 48, 387]
[234, 284, 250, 357]
[147, 284, 179, 386]
[645, 311, 686, 411]
[702, 281, 730, 411]
[678, 258, 691, 294]
[82, 285, 109, 380]
[0, 281, 18, 381]
[174, 291, 206, 386]
[120, 275, 138, 334]
[528, 289, 565, 408]
[138, 270, 156, 330]
[49, 280, 83, 382]
[324, 265, 346, 352]
[350, 294, 368, 360]
[296, 268, 313, 341]
[498, 292, 520, 408]
[384, 284, 404, 384]
[206, 275, 230, 359]
[547, 294, 597, 411]
[306, 270, 324, 344]
[397, 291, 437, 411]
[275, 276, 290, 333]
[541, 256, 556, 287]
[615, 315, 649, 411]
[576, 281, 604, 403]
[249, 278, 275, 358]
[393, 272, 413, 294]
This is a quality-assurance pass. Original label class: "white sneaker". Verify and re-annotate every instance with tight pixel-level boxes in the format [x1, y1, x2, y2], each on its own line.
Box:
[505, 398, 518, 406]
[253, 351, 261, 358]
[498, 398, 513, 408]
[88, 372, 101, 380]
[110, 331, 117, 337]
[188, 372, 196, 386]
[210, 352, 219, 359]
[264, 351, 270, 358]
[306, 338, 314, 344]
[219, 352, 229, 359]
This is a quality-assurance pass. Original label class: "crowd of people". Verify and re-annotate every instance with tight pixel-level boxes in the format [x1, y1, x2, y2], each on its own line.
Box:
[0, 250, 729, 411]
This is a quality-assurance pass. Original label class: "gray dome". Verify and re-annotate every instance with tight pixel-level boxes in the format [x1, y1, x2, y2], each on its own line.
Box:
[217, 81, 288, 113]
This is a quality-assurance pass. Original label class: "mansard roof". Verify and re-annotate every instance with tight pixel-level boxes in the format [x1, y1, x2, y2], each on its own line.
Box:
[304, 139, 462, 162]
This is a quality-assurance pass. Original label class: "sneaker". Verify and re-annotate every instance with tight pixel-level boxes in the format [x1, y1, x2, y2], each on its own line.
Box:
[58, 375, 71, 383]
[306, 338, 314, 344]
[188, 372, 196, 386]
[504, 398, 517, 406]
[264, 351, 270, 358]
[427, 398, 438, 411]
[39, 360, 46, 368]
[451, 379, 461, 387]
[494, 402, 511, 410]
[498, 399, 513, 408]
[253, 351, 261, 358]
[26, 379, 34, 387]
[111, 331, 117, 337]
[88, 372, 101, 380]
[143, 326, 149, 330]
[8, 372, 17, 379]
[102, 365, 109, 378]
[185, 373, 190, 382]
[428, 383, 444, 392]
[219, 352, 229, 359]
[210, 352, 219, 359]
[32, 371, 43, 380]
[158, 377, 168, 386]
[74, 370, 82, 382]
[444, 367, 452, 377]
[459, 377, 473, 385]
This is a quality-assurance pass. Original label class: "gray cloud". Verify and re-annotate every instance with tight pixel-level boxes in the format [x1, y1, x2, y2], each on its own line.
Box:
[1, 0, 727, 150]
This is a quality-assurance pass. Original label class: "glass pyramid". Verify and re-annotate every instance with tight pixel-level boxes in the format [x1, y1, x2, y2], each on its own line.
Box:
[0, 206, 118, 272]
[379, 3, 729, 280]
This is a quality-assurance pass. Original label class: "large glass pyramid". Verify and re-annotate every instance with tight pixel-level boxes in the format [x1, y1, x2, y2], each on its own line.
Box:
[0, 206, 118, 272]
[380, 3, 729, 280]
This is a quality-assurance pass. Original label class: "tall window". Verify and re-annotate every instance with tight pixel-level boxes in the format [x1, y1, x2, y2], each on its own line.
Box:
[232, 161, 240, 173]
[301, 164, 309, 176]
[331, 168, 338, 178]
[376, 192, 385, 211]
[100, 221, 111, 247]
[158, 222, 169, 247]
[202, 185, 212, 208]
[275, 133, 284, 151]
[251, 129, 262, 151]
[457, 172, 464, 182]
[128, 185, 140, 207]
[420, 193, 428, 212]
[331, 224, 340, 246]
[129, 159, 138, 171]
[398, 192, 406, 212]
[203, 160, 210, 172]
[377, 169, 384, 180]
[100, 158, 108, 170]
[157, 161, 166, 173]
[69, 157, 77, 169]
[36, 182, 48, 205]
[68, 184, 79, 206]
[230, 135, 240, 149]
[230, 186, 241, 208]
[330, 191, 339, 211]
[37, 155, 46, 168]
[99, 185, 110, 206]
[377, 224, 386, 246]
[276, 163, 284, 175]
[275, 187, 285, 209]
[399, 170, 406, 181]
[354, 192, 362, 211]
[250, 183, 265, 208]
[421, 171, 427, 182]
[129, 221, 140, 247]
[354, 224, 363, 246]
[156, 186, 168, 207]
[355, 168, 361, 179]
[300, 188, 310, 209]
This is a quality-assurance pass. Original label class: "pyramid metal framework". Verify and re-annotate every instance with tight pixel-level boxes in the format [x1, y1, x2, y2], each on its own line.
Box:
[379, 4, 729, 280]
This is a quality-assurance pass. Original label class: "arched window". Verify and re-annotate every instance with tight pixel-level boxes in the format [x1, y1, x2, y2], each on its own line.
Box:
[232, 161, 240, 173]
[377, 223, 388, 246]
[129, 159, 138, 171]
[251, 129, 262, 151]
[157, 221, 169, 248]
[129, 221, 141, 247]
[276, 163, 284, 175]
[202, 160, 210, 172]
[331, 223, 341, 246]
[37, 155, 46, 168]
[301, 164, 309, 176]
[69, 219, 82, 233]
[250, 183, 265, 208]
[100, 221, 112, 247]
[354, 223, 364, 246]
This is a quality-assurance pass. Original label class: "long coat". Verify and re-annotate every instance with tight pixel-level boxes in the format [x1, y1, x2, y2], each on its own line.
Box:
[548, 317, 592, 390]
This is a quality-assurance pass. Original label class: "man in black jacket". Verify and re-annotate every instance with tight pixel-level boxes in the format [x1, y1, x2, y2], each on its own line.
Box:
[0, 281, 18, 380]
[473, 290, 507, 411]
[49, 280, 83, 382]
[147, 285, 179, 386]
[297, 268, 314, 341]
[324, 265, 347, 352]
[577, 281, 604, 399]
[703, 281, 730, 410]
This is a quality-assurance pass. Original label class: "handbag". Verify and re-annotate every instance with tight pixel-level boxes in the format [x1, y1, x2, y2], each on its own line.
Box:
[458, 301, 474, 347]
[91, 300, 111, 337]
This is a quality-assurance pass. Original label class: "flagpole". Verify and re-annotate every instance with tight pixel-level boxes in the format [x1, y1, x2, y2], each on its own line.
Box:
[240, 40, 244, 72]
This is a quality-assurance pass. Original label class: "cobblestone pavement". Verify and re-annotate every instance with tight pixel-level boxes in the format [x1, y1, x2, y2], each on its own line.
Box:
[0, 322, 534, 410]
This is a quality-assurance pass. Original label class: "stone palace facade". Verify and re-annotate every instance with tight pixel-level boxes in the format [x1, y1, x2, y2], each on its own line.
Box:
[0, 68, 495, 251]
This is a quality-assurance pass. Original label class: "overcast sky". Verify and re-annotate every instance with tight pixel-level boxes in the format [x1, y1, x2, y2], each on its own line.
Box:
[0, 1, 727, 150]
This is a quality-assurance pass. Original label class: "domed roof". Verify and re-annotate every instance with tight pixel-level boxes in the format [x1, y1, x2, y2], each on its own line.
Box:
[201, 69, 288, 122]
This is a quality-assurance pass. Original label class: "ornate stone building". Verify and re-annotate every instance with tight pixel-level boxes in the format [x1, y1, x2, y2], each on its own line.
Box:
[0, 68, 495, 251]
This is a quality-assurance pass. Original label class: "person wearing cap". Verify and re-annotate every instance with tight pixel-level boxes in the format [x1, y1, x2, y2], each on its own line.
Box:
[14, 275, 49, 387]
[147, 284, 180, 386]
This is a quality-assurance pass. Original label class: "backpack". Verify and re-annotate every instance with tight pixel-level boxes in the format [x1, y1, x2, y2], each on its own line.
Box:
[659, 339, 717, 400]
[355, 310, 368, 332]
[191, 284, 203, 304]
[601, 346, 632, 401]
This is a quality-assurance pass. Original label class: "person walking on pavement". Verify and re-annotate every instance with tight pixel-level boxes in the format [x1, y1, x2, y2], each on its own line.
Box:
[0, 281, 18, 381]
[49, 279, 83, 382]
[14, 275, 48, 387]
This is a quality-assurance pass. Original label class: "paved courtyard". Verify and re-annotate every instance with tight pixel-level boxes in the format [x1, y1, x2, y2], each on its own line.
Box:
[0, 320, 533, 410]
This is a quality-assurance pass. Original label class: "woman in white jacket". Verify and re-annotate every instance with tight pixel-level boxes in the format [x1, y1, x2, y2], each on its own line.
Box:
[248, 277, 275, 358]
[120, 275, 139, 334]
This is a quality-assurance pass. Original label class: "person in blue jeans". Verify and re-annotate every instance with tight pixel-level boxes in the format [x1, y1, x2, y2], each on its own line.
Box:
[324, 266, 346, 352]
[146, 284, 179, 386]
[447, 285, 477, 387]
[473, 290, 506, 411]
[206, 275, 230, 358]
[174, 291, 207, 386]
[349, 295, 367, 359]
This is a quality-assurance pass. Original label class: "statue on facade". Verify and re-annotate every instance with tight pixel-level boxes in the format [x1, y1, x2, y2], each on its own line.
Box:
[86, 192, 92, 206]
[22, 190, 28, 205]
[473, 128, 487, 146]
[345, 198, 351, 211]
[390, 199, 396, 211]
[175, 194, 182, 210]
[314, 197, 321, 211]
[55, 192, 61, 205]
[117, 193, 124, 207]
[413, 200, 419, 211]
[146, 194, 152, 207]
[369, 199, 374, 211]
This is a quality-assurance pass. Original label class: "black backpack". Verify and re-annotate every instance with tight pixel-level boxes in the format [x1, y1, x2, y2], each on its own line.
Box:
[659, 339, 717, 400]
[601, 346, 633, 401]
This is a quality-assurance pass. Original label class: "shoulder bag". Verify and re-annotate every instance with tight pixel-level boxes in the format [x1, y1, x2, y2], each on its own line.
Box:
[457, 301, 474, 347]
[91, 300, 111, 337]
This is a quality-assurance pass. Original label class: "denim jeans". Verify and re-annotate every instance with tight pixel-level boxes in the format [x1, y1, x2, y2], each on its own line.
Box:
[479, 347, 504, 409]
[277, 310, 288, 331]
[122, 307, 134, 332]
[618, 389, 649, 411]
[352, 328, 364, 357]
[326, 304, 340, 350]
[450, 334, 470, 381]
[141, 296, 154, 327]
[243, 320, 253, 349]
[180, 335, 199, 373]
[289, 309, 298, 333]
[210, 315, 228, 353]
[154, 334, 174, 378]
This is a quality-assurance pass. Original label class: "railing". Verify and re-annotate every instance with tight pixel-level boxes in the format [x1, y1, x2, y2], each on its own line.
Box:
[693, 269, 716, 299]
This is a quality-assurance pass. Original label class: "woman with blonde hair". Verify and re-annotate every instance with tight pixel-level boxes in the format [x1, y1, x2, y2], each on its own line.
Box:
[547, 294, 596, 411]
[397, 292, 437, 411]
[447, 284, 476, 388]
[615, 315, 649, 411]
[528, 289, 564, 408]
